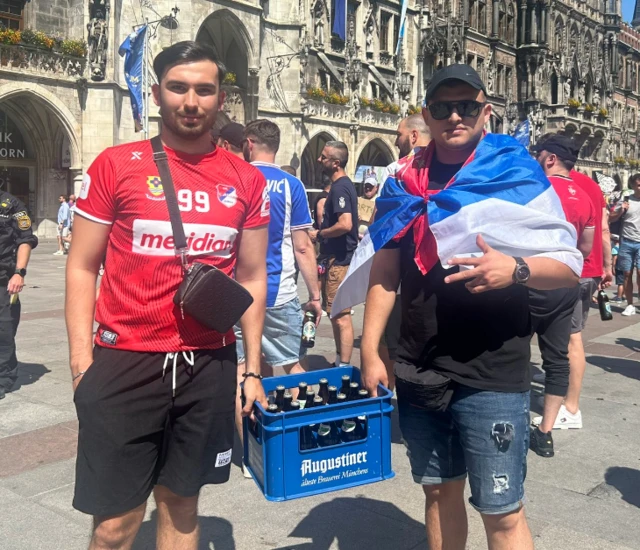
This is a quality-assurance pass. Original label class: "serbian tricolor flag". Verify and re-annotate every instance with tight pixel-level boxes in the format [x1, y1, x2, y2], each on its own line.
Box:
[331, 133, 583, 317]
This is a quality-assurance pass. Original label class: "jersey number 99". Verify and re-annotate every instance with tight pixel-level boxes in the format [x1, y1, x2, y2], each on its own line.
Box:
[177, 190, 210, 213]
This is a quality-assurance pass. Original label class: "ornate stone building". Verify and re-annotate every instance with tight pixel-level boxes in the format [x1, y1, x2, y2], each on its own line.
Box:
[0, 0, 637, 236]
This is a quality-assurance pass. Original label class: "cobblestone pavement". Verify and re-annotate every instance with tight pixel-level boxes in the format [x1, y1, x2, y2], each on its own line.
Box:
[1, 242, 639, 549]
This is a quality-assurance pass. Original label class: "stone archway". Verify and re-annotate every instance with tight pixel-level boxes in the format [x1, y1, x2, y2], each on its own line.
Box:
[356, 138, 395, 168]
[300, 131, 337, 189]
[0, 85, 81, 237]
[196, 9, 258, 123]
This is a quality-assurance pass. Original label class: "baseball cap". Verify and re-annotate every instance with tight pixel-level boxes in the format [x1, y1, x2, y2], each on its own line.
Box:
[219, 122, 245, 149]
[531, 134, 578, 163]
[364, 175, 378, 187]
[425, 64, 487, 102]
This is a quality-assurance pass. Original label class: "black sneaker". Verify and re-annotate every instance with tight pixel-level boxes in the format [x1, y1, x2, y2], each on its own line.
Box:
[530, 426, 554, 457]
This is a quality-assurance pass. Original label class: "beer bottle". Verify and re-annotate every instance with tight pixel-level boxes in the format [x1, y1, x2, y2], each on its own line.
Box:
[358, 388, 369, 400]
[290, 400, 301, 411]
[328, 385, 338, 405]
[597, 290, 613, 321]
[317, 422, 341, 447]
[283, 391, 293, 412]
[349, 382, 360, 401]
[318, 378, 329, 404]
[267, 404, 279, 414]
[301, 311, 316, 348]
[340, 374, 351, 395]
[298, 382, 308, 405]
[300, 421, 317, 450]
[309, 395, 324, 433]
[275, 385, 286, 410]
[304, 389, 316, 410]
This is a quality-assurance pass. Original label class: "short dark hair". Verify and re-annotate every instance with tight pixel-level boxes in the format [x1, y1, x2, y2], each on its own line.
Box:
[153, 41, 227, 85]
[59, 194, 67, 200]
[244, 119, 280, 153]
[325, 140, 349, 168]
[629, 174, 640, 186]
[555, 156, 576, 171]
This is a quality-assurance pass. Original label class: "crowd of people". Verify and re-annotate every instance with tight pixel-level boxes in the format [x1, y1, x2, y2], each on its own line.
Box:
[0, 38, 632, 550]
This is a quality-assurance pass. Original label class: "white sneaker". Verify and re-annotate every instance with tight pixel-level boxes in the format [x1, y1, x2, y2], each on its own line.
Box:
[242, 462, 252, 479]
[532, 405, 583, 430]
[532, 372, 545, 384]
[321, 310, 328, 317]
[53, 250, 64, 256]
[622, 305, 637, 316]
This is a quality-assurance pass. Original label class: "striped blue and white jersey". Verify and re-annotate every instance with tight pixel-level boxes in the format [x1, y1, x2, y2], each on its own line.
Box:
[252, 162, 313, 307]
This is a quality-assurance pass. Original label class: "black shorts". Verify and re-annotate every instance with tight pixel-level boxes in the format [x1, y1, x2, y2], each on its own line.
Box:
[73, 344, 237, 517]
[529, 286, 580, 397]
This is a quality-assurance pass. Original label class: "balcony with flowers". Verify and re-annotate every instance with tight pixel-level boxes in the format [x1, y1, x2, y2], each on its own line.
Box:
[0, 27, 87, 79]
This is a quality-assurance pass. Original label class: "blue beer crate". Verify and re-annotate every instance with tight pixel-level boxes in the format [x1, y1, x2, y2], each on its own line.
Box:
[242, 366, 395, 502]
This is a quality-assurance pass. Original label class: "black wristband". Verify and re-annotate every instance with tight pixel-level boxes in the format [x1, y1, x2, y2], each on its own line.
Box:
[242, 372, 263, 380]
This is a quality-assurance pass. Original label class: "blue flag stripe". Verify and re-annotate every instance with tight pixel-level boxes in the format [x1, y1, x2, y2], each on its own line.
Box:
[426, 135, 552, 225]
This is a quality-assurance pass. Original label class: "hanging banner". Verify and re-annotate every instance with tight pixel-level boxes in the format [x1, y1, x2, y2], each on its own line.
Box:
[332, 0, 346, 40]
[512, 119, 530, 149]
[395, 0, 409, 56]
[119, 25, 147, 132]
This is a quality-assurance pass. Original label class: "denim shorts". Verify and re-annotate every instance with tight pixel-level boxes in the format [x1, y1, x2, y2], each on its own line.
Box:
[617, 239, 640, 272]
[398, 384, 530, 515]
[234, 297, 306, 367]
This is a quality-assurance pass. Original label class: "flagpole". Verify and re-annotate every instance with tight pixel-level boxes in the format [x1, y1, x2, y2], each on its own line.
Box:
[142, 19, 149, 139]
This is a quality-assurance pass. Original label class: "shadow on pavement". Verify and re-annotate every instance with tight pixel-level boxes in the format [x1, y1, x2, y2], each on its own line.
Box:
[605, 467, 640, 508]
[133, 510, 235, 550]
[272, 496, 425, 550]
[615, 337, 640, 353]
[11, 362, 50, 391]
[586, 356, 640, 382]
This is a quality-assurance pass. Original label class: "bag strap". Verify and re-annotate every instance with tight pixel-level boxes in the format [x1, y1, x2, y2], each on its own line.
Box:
[150, 135, 189, 270]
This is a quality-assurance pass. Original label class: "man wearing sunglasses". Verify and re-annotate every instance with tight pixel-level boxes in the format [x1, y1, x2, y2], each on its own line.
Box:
[309, 142, 358, 366]
[360, 65, 579, 550]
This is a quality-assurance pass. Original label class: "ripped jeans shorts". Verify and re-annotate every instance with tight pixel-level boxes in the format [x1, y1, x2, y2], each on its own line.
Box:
[398, 384, 530, 515]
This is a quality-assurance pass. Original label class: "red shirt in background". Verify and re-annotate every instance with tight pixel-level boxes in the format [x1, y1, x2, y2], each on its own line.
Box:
[570, 170, 606, 278]
[548, 175, 596, 242]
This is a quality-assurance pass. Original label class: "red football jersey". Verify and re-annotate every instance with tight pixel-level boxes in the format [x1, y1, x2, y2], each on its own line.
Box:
[570, 170, 606, 278]
[75, 141, 269, 352]
[548, 175, 596, 250]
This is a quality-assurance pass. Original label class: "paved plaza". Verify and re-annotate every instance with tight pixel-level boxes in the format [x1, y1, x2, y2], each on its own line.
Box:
[0, 242, 639, 549]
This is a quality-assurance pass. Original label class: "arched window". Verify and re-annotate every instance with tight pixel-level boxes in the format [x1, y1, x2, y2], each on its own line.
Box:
[507, 4, 515, 44]
[551, 71, 559, 104]
[554, 18, 563, 52]
[479, 0, 487, 33]
[498, 1, 507, 40]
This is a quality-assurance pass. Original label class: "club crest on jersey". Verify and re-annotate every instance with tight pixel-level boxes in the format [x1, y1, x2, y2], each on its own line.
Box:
[146, 176, 165, 200]
[217, 184, 237, 208]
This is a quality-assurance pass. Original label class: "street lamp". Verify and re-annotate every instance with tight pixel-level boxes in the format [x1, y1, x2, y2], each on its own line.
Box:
[398, 71, 411, 96]
[347, 58, 362, 86]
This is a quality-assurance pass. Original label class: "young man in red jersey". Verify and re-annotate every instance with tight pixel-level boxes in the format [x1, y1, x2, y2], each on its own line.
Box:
[66, 41, 269, 550]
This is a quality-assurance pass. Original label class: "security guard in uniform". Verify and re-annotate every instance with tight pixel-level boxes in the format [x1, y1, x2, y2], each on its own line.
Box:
[0, 187, 38, 399]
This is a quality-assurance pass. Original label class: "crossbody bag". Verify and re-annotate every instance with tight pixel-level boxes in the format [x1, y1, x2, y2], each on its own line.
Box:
[150, 135, 253, 333]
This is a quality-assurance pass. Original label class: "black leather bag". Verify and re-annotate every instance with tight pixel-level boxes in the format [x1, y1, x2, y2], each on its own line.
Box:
[151, 136, 253, 333]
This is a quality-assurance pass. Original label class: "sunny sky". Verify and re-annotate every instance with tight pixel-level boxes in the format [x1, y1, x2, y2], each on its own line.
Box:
[623, 0, 636, 23]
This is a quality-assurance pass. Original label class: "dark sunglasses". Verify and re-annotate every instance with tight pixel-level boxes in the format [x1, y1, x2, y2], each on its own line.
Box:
[428, 100, 486, 120]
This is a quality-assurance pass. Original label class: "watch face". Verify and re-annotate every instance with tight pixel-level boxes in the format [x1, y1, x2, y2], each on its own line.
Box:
[516, 264, 530, 282]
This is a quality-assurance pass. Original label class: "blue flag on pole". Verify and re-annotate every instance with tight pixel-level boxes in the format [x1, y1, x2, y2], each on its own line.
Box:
[119, 25, 147, 132]
[395, 0, 409, 56]
[332, 0, 346, 40]
[512, 119, 530, 148]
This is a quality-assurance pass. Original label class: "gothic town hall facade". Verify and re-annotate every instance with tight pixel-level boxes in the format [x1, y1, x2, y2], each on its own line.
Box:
[0, 0, 638, 235]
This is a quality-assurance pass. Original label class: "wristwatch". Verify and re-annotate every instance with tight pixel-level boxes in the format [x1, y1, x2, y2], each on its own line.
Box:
[512, 257, 530, 285]
[15, 268, 26, 277]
